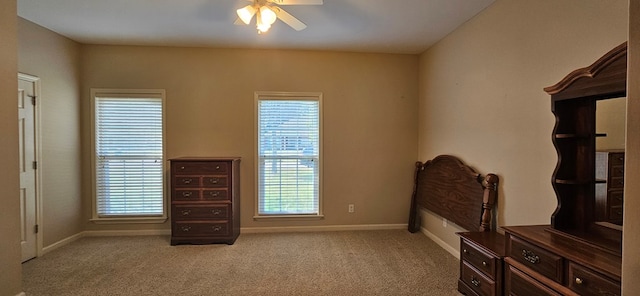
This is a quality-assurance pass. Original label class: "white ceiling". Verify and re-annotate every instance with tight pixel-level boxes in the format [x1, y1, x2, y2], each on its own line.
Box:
[17, 0, 495, 54]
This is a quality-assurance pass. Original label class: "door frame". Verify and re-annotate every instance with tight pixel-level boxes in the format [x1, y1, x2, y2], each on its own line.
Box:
[19, 72, 43, 259]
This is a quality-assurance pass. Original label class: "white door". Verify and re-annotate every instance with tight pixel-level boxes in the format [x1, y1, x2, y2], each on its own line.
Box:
[18, 73, 39, 262]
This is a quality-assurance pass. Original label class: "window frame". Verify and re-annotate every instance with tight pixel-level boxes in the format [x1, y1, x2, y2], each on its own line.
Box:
[90, 89, 167, 224]
[254, 91, 324, 220]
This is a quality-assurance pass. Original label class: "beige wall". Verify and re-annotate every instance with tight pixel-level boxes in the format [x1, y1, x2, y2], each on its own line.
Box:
[80, 45, 419, 231]
[623, 0, 639, 293]
[18, 19, 83, 247]
[418, 0, 628, 249]
[0, 1, 22, 295]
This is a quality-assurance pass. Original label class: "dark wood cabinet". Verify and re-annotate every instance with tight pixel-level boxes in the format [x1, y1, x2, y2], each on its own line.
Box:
[595, 151, 625, 225]
[503, 226, 620, 296]
[457, 232, 505, 296]
[169, 157, 240, 245]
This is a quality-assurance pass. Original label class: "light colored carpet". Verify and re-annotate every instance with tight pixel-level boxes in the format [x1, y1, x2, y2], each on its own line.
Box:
[22, 230, 461, 296]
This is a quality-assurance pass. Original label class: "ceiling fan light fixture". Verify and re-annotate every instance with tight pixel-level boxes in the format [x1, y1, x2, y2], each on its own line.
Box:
[256, 17, 271, 33]
[236, 5, 256, 25]
[259, 6, 277, 26]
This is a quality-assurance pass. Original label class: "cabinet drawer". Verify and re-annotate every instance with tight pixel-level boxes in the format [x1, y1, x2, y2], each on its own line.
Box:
[461, 261, 495, 296]
[461, 240, 498, 279]
[567, 262, 620, 296]
[172, 161, 229, 174]
[609, 165, 624, 178]
[509, 236, 563, 283]
[202, 189, 229, 201]
[608, 153, 625, 166]
[173, 221, 230, 237]
[173, 204, 230, 219]
[609, 177, 624, 188]
[505, 263, 562, 296]
[174, 176, 201, 187]
[608, 190, 624, 207]
[608, 205, 623, 221]
[173, 189, 200, 201]
[202, 176, 228, 188]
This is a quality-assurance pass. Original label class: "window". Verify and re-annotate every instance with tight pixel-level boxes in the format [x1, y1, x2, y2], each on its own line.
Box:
[91, 89, 166, 222]
[256, 92, 322, 218]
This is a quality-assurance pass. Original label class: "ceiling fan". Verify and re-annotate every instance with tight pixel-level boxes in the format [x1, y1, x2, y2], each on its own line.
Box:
[235, 0, 323, 34]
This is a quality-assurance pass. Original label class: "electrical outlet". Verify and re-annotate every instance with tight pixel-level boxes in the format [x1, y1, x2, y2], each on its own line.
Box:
[348, 204, 355, 213]
[442, 218, 448, 227]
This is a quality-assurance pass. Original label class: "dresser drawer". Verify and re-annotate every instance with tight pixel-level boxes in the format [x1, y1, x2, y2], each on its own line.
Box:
[173, 221, 230, 237]
[461, 240, 498, 279]
[608, 153, 624, 166]
[505, 263, 563, 296]
[173, 204, 230, 219]
[609, 177, 624, 188]
[202, 189, 229, 201]
[461, 261, 495, 296]
[173, 189, 200, 201]
[509, 236, 563, 283]
[609, 165, 624, 178]
[567, 262, 620, 296]
[172, 161, 229, 174]
[174, 176, 201, 187]
[608, 205, 623, 221]
[608, 190, 624, 207]
[202, 176, 228, 188]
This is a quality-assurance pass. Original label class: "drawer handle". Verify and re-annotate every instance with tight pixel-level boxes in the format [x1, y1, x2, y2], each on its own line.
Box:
[180, 166, 185, 170]
[181, 226, 191, 232]
[181, 210, 191, 216]
[212, 226, 222, 232]
[209, 192, 220, 197]
[182, 192, 193, 198]
[575, 277, 583, 285]
[482, 261, 487, 267]
[462, 249, 468, 254]
[211, 209, 222, 216]
[182, 178, 192, 184]
[208, 178, 219, 184]
[216, 165, 221, 170]
[522, 249, 540, 264]
[470, 276, 480, 287]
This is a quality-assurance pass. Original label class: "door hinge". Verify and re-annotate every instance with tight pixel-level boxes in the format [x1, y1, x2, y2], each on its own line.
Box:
[32, 161, 37, 170]
[34, 224, 39, 234]
[29, 95, 36, 106]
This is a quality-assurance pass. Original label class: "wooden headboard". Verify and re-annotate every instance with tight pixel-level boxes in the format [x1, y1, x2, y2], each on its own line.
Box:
[408, 155, 499, 233]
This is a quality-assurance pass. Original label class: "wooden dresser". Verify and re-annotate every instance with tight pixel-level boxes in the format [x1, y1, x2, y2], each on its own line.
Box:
[169, 157, 240, 245]
[458, 231, 505, 296]
[595, 151, 625, 225]
[503, 225, 621, 296]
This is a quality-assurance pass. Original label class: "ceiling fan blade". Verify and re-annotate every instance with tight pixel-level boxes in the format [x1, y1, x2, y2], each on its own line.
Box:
[272, 6, 307, 31]
[268, 0, 323, 5]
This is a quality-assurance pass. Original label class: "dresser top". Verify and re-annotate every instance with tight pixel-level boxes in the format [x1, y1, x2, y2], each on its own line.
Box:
[502, 225, 621, 280]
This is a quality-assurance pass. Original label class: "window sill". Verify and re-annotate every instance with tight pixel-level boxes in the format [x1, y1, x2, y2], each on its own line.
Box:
[90, 216, 168, 224]
[253, 214, 324, 221]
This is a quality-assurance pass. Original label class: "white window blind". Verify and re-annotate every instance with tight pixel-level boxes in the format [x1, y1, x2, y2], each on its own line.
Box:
[257, 97, 321, 216]
[94, 94, 164, 217]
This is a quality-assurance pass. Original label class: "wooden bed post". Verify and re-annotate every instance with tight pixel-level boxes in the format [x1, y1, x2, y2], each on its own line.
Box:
[479, 173, 499, 231]
[408, 161, 425, 233]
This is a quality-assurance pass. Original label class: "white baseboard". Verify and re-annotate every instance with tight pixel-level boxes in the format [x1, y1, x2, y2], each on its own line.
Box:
[241, 224, 406, 233]
[42, 232, 83, 255]
[42, 229, 171, 255]
[82, 229, 171, 237]
[420, 227, 460, 259]
[41, 225, 407, 253]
